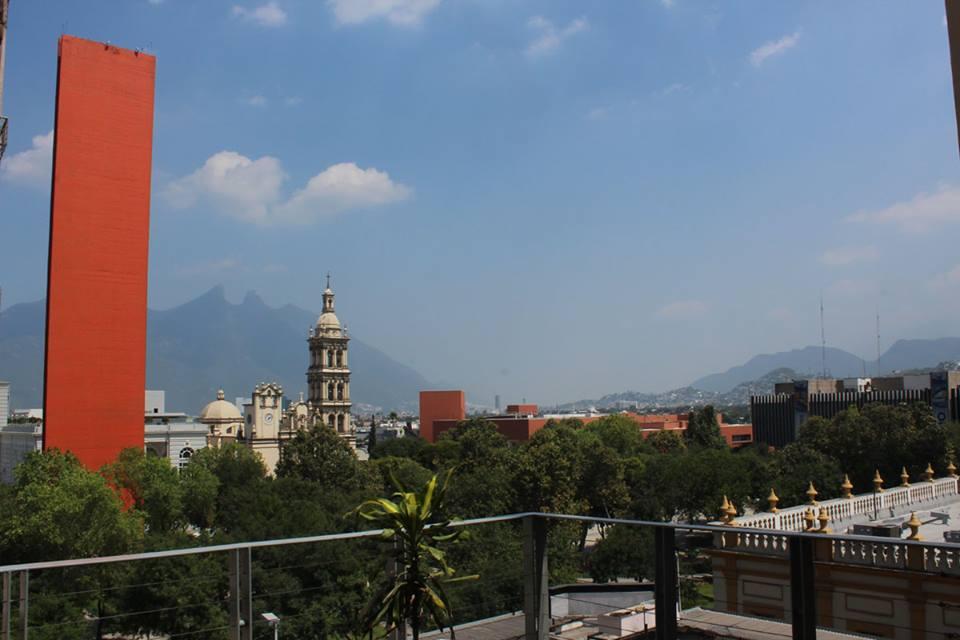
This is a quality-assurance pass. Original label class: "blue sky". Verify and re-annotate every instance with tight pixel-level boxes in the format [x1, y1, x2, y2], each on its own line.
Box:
[1, 0, 959, 404]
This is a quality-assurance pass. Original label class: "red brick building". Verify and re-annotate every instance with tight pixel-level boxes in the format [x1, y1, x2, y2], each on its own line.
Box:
[418, 390, 466, 443]
[420, 391, 753, 446]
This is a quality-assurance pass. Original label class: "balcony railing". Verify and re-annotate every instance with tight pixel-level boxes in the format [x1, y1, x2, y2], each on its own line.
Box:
[2, 512, 960, 640]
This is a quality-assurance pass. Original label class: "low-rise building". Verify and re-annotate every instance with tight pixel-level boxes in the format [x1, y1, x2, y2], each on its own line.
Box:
[753, 371, 960, 448]
[423, 391, 753, 445]
[710, 465, 960, 638]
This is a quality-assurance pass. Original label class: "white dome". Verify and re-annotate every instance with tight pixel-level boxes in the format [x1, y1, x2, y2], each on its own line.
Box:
[317, 311, 341, 331]
[199, 390, 242, 422]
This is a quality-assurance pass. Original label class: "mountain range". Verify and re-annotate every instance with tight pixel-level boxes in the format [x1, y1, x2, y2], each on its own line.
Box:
[551, 340, 960, 411]
[4, 288, 960, 416]
[0, 287, 429, 414]
[689, 339, 960, 393]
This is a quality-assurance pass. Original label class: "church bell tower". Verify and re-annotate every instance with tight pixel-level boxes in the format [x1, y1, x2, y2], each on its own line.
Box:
[307, 275, 353, 443]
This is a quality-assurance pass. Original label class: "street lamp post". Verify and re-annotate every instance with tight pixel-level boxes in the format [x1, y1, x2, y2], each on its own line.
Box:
[262, 612, 280, 640]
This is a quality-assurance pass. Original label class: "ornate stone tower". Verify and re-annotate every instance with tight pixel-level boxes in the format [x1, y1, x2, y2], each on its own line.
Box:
[307, 275, 353, 443]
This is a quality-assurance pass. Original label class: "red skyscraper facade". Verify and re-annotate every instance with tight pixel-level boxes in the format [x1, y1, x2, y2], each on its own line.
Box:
[43, 36, 156, 469]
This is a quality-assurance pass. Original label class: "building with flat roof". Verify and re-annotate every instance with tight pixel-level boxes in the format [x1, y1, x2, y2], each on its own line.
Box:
[144, 411, 207, 470]
[424, 390, 753, 445]
[753, 371, 960, 448]
[710, 466, 960, 638]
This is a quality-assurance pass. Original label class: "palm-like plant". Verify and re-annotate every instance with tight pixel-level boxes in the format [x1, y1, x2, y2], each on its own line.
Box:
[353, 470, 475, 639]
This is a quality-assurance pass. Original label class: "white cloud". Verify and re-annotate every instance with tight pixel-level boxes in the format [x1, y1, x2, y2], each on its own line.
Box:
[659, 82, 689, 96]
[164, 151, 411, 225]
[284, 97, 303, 106]
[819, 245, 879, 267]
[165, 151, 287, 222]
[586, 106, 608, 121]
[328, 0, 441, 26]
[749, 30, 801, 67]
[232, 1, 287, 27]
[661, 0, 675, 7]
[525, 15, 588, 58]
[931, 264, 960, 290]
[846, 185, 960, 233]
[274, 162, 412, 223]
[656, 299, 707, 318]
[244, 95, 268, 107]
[0, 130, 53, 187]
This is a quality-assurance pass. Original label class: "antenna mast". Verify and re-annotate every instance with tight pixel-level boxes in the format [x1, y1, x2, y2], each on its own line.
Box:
[876, 308, 881, 376]
[820, 293, 827, 378]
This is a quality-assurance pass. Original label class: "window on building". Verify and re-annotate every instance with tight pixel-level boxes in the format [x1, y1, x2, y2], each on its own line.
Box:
[336, 350, 343, 367]
[327, 351, 333, 367]
[337, 383, 343, 400]
[337, 414, 345, 432]
[178, 447, 194, 470]
[732, 434, 752, 442]
[327, 383, 334, 399]
[328, 414, 335, 427]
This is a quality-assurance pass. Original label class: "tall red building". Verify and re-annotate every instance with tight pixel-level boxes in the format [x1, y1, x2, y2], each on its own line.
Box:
[43, 36, 156, 469]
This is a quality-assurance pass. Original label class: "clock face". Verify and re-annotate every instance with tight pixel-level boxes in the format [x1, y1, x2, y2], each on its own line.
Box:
[264, 412, 274, 424]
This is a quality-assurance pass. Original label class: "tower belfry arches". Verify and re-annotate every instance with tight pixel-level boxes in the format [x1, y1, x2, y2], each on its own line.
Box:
[307, 276, 354, 446]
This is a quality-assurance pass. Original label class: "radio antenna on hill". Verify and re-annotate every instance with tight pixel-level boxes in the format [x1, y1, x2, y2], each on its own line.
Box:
[820, 293, 827, 378]
[876, 308, 882, 376]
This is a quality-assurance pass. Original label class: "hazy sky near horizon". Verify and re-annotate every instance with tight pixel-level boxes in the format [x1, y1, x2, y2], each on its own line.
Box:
[2, 1, 959, 404]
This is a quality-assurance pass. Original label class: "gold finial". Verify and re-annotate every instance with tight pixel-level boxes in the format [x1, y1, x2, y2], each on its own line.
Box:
[806, 481, 819, 505]
[817, 507, 831, 534]
[720, 495, 731, 523]
[873, 469, 885, 493]
[841, 474, 853, 499]
[924, 463, 935, 483]
[803, 507, 816, 532]
[767, 488, 779, 513]
[948, 459, 958, 479]
[906, 512, 923, 540]
[900, 466, 910, 487]
[726, 499, 738, 526]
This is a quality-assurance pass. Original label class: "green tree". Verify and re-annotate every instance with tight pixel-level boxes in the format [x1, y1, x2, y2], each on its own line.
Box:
[515, 425, 585, 515]
[772, 442, 843, 507]
[648, 429, 686, 454]
[584, 414, 647, 457]
[180, 459, 220, 529]
[684, 406, 726, 449]
[0, 450, 141, 562]
[102, 448, 184, 534]
[353, 472, 475, 639]
[370, 456, 433, 495]
[587, 525, 653, 583]
[368, 419, 379, 454]
[372, 435, 427, 460]
[276, 424, 375, 493]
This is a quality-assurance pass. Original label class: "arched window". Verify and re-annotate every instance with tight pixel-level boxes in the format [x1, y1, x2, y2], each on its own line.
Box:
[328, 414, 335, 428]
[327, 383, 334, 400]
[327, 350, 334, 367]
[337, 414, 345, 432]
[178, 447, 194, 470]
[336, 350, 343, 367]
[337, 383, 344, 400]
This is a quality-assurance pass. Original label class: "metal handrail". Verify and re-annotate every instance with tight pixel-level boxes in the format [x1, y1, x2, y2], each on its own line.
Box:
[2, 510, 958, 574]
